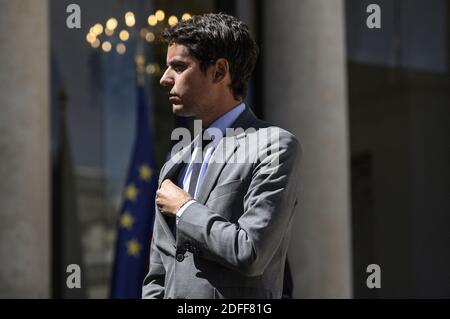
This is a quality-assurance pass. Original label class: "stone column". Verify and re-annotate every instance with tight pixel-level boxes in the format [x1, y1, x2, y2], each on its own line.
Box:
[262, 0, 352, 298]
[0, 0, 50, 297]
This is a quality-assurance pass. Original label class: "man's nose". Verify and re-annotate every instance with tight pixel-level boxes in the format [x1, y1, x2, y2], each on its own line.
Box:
[160, 69, 174, 87]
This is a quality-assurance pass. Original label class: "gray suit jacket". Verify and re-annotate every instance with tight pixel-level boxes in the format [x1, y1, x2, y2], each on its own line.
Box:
[142, 107, 301, 299]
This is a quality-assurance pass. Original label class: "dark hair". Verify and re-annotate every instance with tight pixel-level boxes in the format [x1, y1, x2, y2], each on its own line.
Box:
[162, 13, 259, 100]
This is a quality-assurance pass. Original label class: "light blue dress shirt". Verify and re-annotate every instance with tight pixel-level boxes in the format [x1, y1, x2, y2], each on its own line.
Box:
[175, 102, 246, 223]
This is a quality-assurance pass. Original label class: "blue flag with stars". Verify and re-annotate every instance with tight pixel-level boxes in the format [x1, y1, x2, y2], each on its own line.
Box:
[110, 84, 158, 298]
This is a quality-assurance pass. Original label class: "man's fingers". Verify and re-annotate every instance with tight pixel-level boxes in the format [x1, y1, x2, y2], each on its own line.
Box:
[161, 179, 173, 188]
[155, 196, 165, 213]
[156, 187, 167, 199]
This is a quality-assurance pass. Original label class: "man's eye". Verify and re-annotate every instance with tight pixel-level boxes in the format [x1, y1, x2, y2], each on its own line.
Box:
[173, 65, 186, 72]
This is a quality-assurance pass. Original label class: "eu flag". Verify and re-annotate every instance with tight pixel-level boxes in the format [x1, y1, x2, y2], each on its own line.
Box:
[110, 84, 158, 298]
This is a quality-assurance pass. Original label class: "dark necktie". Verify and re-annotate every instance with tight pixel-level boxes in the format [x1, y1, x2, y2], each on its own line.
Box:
[188, 131, 213, 198]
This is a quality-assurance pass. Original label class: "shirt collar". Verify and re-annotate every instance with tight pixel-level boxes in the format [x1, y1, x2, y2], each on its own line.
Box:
[205, 102, 246, 138]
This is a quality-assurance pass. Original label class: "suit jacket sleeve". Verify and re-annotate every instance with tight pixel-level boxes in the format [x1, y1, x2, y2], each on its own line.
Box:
[176, 131, 301, 277]
[142, 210, 166, 299]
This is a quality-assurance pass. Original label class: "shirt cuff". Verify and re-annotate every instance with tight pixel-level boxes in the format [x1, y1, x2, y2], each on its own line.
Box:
[176, 200, 195, 225]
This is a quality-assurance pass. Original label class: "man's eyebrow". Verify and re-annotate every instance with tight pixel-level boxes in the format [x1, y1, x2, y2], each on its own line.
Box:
[166, 58, 188, 66]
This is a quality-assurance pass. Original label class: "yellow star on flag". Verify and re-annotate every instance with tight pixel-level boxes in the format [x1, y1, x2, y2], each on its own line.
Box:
[124, 183, 139, 201]
[119, 211, 134, 230]
[126, 239, 141, 256]
[139, 164, 153, 182]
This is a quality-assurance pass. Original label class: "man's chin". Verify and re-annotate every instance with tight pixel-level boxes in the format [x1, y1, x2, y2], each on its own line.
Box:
[172, 104, 189, 116]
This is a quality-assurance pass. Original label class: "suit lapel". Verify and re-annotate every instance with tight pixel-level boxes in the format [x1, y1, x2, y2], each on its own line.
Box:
[196, 106, 257, 204]
[157, 140, 194, 245]
[196, 135, 239, 204]
[155, 210, 176, 246]
[159, 141, 194, 186]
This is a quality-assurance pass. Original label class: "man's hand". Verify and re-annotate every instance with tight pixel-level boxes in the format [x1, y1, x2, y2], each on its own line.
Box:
[156, 179, 192, 216]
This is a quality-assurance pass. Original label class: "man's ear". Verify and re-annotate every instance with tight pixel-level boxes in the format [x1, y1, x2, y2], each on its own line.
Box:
[212, 58, 229, 84]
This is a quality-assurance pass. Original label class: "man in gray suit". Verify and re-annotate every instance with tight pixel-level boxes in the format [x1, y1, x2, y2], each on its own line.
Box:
[142, 13, 301, 299]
